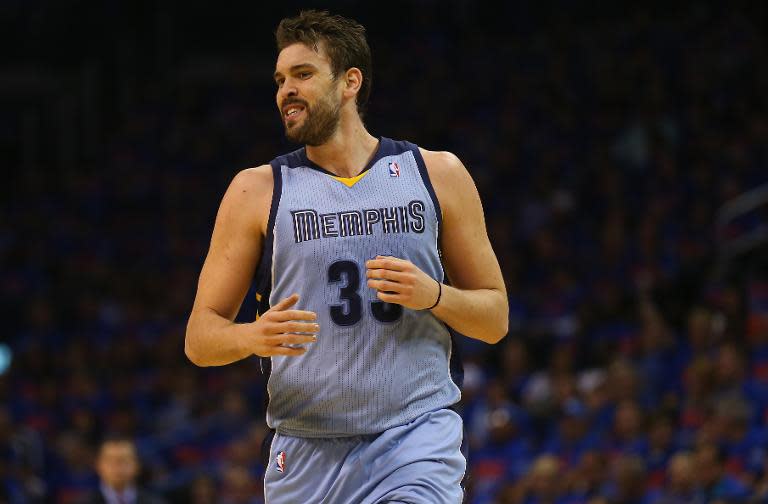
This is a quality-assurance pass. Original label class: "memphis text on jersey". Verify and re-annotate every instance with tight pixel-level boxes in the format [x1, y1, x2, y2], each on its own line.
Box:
[290, 200, 426, 244]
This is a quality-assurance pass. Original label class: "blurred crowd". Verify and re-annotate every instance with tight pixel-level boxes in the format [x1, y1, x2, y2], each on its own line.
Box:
[3, 2, 768, 503]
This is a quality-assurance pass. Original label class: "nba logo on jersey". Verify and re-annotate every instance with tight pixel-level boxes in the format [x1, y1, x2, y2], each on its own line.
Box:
[389, 161, 401, 177]
[275, 451, 286, 473]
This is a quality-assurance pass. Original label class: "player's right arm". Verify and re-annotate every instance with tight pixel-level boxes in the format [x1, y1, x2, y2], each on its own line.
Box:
[185, 166, 318, 367]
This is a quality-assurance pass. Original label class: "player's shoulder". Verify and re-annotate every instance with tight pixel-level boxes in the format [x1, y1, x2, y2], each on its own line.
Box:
[224, 165, 274, 212]
[230, 164, 273, 191]
[415, 147, 481, 219]
[417, 148, 473, 188]
[220, 165, 274, 233]
[418, 148, 462, 167]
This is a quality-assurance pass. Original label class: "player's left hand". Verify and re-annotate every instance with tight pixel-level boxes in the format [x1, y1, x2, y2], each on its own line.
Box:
[365, 255, 440, 310]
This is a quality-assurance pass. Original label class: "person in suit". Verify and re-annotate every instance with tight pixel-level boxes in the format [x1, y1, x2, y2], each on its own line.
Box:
[81, 435, 166, 504]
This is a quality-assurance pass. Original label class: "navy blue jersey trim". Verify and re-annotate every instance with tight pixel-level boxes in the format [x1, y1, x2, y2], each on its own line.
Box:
[375, 136, 402, 158]
[297, 136, 392, 176]
[255, 162, 282, 381]
[254, 162, 282, 296]
[272, 148, 305, 171]
[407, 143, 443, 240]
[445, 324, 465, 390]
[260, 428, 276, 481]
[459, 412, 469, 501]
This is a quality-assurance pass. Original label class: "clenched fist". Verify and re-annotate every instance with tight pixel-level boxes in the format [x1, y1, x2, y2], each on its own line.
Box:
[365, 255, 440, 311]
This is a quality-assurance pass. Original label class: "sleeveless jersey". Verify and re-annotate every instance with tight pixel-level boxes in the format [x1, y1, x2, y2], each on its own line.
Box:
[253, 137, 462, 437]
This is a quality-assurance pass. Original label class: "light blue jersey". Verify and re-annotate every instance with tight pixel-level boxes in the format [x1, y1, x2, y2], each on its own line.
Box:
[252, 137, 462, 438]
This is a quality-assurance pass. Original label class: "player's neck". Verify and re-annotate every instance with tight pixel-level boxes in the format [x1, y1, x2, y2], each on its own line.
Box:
[305, 115, 378, 178]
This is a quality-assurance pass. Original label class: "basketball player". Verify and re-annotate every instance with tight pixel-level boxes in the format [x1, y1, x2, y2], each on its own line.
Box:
[185, 10, 508, 503]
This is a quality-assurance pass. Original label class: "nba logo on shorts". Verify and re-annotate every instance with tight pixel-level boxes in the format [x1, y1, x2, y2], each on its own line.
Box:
[389, 162, 401, 177]
[275, 451, 286, 473]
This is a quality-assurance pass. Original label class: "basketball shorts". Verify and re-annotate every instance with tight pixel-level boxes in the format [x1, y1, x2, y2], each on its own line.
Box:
[264, 408, 466, 503]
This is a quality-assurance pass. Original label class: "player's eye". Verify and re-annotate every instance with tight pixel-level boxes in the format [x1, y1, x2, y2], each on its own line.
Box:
[299, 72, 312, 79]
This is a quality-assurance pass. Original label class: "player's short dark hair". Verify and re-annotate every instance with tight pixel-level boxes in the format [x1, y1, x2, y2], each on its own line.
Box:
[276, 10, 372, 116]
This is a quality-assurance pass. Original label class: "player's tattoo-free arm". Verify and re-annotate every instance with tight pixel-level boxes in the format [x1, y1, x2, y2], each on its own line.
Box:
[367, 151, 508, 344]
[185, 167, 318, 366]
[427, 151, 508, 343]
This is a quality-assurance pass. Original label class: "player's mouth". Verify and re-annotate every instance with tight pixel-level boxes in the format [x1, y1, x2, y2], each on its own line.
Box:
[283, 104, 306, 124]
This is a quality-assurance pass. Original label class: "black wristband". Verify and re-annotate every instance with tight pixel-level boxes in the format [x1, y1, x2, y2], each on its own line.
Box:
[426, 279, 441, 310]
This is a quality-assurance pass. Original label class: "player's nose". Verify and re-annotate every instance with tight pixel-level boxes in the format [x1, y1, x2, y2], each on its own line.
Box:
[277, 80, 299, 102]
[285, 84, 299, 98]
[277, 90, 297, 113]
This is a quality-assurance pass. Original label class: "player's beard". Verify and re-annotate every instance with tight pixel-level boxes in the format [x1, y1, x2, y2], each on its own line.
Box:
[283, 89, 342, 147]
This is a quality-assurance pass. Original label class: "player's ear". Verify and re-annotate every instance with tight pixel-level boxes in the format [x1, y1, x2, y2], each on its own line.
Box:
[343, 67, 363, 99]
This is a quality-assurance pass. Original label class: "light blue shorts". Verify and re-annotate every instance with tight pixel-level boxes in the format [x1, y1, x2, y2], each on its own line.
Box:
[264, 408, 466, 503]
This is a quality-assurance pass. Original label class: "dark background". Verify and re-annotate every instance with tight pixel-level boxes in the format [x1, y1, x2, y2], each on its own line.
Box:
[3, 1, 768, 503]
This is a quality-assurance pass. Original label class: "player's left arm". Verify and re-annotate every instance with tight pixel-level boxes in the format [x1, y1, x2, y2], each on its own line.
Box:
[366, 150, 508, 344]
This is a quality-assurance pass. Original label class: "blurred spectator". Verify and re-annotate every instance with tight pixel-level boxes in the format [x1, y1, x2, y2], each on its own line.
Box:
[683, 307, 718, 363]
[542, 398, 598, 469]
[0, 407, 45, 503]
[600, 455, 649, 504]
[468, 379, 532, 502]
[605, 400, 647, 458]
[567, 451, 608, 502]
[633, 301, 676, 407]
[80, 435, 166, 504]
[500, 339, 531, 402]
[189, 475, 217, 504]
[678, 356, 716, 444]
[219, 465, 261, 504]
[644, 414, 677, 488]
[707, 396, 765, 481]
[511, 454, 573, 504]
[713, 342, 751, 401]
[649, 452, 703, 504]
[54, 433, 98, 503]
[693, 443, 750, 503]
[522, 342, 577, 417]
[606, 360, 642, 406]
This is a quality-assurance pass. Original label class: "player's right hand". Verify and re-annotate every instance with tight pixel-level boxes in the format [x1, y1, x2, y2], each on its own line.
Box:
[247, 294, 318, 357]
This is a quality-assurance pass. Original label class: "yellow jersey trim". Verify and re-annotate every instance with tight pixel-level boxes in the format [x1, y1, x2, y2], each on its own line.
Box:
[330, 171, 370, 188]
